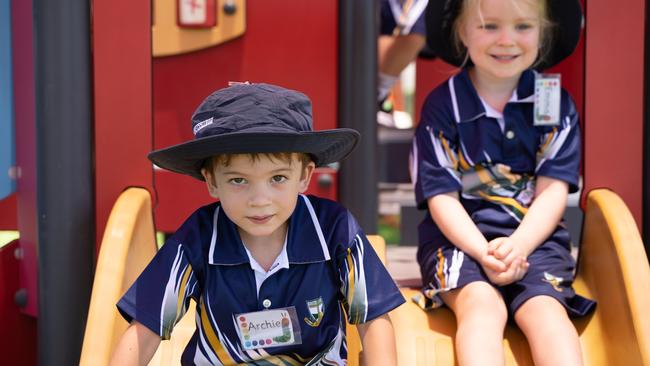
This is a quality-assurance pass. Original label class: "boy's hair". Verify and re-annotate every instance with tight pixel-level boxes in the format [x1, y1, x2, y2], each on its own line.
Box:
[452, 0, 553, 69]
[202, 152, 313, 174]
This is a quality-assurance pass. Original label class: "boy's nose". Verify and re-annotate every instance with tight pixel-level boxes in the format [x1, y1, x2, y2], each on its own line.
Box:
[248, 185, 272, 206]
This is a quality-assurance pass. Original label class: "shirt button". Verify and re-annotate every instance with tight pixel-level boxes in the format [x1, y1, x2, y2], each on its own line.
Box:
[262, 299, 272, 309]
[505, 130, 515, 139]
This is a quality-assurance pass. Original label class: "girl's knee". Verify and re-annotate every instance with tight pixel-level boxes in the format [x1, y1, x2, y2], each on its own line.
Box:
[446, 282, 508, 323]
[514, 295, 569, 328]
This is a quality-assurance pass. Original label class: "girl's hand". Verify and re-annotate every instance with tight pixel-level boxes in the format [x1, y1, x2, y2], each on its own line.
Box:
[479, 251, 507, 273]
[487, 237, 527, 267]
[483, 256, 530, 286]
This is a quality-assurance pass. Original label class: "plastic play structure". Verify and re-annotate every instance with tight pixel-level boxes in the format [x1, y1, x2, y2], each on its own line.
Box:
[79, 187, 650, 365]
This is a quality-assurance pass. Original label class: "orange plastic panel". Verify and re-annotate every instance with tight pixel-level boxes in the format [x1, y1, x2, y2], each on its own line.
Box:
[79, 188, 157, 365]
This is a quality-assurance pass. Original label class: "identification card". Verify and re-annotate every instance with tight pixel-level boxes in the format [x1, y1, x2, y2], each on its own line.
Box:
[533, 73, 561, 126]
[235, 306, 302, 350]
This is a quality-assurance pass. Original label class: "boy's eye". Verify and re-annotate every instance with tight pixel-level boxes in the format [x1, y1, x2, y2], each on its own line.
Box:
[271, 175, 287, 183]
[229, 177, 247, 185]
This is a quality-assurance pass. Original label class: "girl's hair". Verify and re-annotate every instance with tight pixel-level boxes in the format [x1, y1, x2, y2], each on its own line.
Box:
[452, 0, 553, 69]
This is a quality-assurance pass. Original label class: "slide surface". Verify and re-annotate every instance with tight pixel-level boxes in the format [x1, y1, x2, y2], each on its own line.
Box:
[81, 188, 650, 365]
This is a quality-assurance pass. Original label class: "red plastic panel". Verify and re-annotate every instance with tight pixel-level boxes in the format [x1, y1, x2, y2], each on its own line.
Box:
[0, 240, 37, 366]
[0, 193, 16, 229]
[583, 0, 644, 226]
[152, 1, 338, 231]
[93, 0, 154, 249]
[12, 0, 38, 317]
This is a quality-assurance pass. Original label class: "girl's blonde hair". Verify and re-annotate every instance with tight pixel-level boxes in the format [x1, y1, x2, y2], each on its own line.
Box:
[452, 0, 553, 68]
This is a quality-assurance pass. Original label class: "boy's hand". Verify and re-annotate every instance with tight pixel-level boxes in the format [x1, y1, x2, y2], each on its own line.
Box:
[483, 256, 529, 286]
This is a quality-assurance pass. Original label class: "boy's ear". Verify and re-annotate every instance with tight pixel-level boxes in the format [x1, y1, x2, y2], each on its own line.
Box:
[298, 162, 316, 193]
[201, 168, 219, 199]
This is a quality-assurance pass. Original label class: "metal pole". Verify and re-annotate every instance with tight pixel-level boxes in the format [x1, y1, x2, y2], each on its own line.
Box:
[33, 0, 95, 363]
[338, 0, 378, 233]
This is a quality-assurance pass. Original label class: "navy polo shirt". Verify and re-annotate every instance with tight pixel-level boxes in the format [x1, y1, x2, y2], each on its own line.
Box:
[411, 68, 581, 251]
[117, 194, 405, 365]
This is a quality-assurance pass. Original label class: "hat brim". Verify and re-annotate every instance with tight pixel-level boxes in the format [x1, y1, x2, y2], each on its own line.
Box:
[426, 0, 583, 69]
[148, 129, 360, 180]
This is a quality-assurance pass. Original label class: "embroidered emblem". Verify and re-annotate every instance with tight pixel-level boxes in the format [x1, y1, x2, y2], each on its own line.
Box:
[304, 297, 324, 327]
[542, 272, 564, 292]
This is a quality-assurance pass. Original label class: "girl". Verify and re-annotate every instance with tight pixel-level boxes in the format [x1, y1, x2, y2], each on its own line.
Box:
[411, 0, 595, 365]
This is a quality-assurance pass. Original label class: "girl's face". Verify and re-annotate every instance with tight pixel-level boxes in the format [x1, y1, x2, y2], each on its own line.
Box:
[459, 0, 541, 84]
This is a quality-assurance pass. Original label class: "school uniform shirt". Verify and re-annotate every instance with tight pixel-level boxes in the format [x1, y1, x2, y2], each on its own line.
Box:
[411, 68, 581, 253]
[117, 194, 405, 365]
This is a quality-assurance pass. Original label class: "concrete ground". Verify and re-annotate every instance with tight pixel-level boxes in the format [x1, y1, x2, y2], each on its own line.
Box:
[385, 245, 422, 288]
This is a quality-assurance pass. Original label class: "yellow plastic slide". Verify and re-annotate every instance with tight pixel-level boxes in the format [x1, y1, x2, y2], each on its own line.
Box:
[80, 188, 650, 365]
[374, 189, 650, 366]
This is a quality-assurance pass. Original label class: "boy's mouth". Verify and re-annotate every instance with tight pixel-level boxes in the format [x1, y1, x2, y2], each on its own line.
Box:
[247, 215, 274, 224]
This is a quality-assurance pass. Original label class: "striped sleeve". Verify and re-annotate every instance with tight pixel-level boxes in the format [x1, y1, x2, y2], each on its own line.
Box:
[336, 216, 404, 324]
[411, 88, 462, 209]
[117, 240, 199, 339]
[535, 91, 581, 193]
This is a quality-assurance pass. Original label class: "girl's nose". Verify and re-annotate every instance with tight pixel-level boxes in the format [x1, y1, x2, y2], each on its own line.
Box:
[497, 29, 515, 46]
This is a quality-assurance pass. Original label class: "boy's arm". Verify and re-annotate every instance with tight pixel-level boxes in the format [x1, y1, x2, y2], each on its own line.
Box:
[109, 321, 161, 366]
[356, 314, 397, 366]
[427, 192, 506, 272]
[506, 176, 569, 257]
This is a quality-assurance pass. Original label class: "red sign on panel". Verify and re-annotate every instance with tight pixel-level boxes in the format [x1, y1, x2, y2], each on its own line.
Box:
[177, 0, 216, 28]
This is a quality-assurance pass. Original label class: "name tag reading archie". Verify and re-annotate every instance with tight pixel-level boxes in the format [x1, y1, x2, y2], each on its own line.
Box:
[534, 73, 561, 126]
[235, 307, 302, 350]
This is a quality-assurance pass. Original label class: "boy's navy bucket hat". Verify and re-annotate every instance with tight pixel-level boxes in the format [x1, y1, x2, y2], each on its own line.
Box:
[148, 83, 360, 181]
[425, 0, 584, 70]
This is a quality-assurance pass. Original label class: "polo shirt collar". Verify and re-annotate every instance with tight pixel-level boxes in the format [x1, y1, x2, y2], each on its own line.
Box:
[449, 68, 536, 123]
[208, 194, 330, 265]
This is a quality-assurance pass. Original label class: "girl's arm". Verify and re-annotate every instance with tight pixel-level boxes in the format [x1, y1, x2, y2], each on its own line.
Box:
[507, 176, 569, 257]
[109, 321, 161, 366]
[427, 192, 506, 272]
[356, 314, 397, 366]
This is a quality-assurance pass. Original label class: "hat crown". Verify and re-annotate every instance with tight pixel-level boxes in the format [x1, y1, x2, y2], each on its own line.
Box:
[191, 83, 314, 139]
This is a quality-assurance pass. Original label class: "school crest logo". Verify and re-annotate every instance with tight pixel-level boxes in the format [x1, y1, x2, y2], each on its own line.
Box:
[542, 272, 564, 292]
[304, 297, 324, 327]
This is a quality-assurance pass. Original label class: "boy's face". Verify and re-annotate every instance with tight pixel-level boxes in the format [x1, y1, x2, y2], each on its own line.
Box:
[201, 154, 315, 245]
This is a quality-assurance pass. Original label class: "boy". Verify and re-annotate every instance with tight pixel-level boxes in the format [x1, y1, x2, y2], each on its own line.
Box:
[110, 82, 405, 365]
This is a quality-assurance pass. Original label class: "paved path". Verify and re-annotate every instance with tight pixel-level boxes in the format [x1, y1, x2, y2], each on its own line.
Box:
[385, 246, 422, 288]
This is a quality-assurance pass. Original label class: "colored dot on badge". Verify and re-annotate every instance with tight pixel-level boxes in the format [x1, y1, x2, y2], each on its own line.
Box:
[244, 335, 250, 340]
[245, 341, 251, 347]
[266, 338, 272, 344]
[252, 340, 258, 346]
[239, 316, 246, 321]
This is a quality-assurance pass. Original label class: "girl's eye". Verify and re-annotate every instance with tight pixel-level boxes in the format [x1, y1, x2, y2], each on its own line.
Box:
[480, 23, 498, 31]
[229, 177, 247, 185]
[515, 23, 533, 31]
[271, 175, 287, 183]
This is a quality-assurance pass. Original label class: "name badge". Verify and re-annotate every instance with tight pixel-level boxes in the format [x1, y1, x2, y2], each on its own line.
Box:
[235, 306, 302, 350]
[534, 73, 561, 126]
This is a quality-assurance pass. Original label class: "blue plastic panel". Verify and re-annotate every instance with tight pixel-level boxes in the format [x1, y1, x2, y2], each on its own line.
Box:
[0, 0, 15, 199]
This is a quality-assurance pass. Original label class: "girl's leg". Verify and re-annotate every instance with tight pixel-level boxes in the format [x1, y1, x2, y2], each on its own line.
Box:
[441, 281, 507, 366]
[514, 295, 583, 366]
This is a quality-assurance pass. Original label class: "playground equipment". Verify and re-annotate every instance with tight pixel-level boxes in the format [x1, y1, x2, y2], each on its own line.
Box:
[80, 187, 650, 365]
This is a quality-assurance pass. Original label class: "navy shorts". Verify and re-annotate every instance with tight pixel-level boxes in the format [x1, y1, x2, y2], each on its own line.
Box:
[380, 0, 427, 36]
[418, 241, 596, 317]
